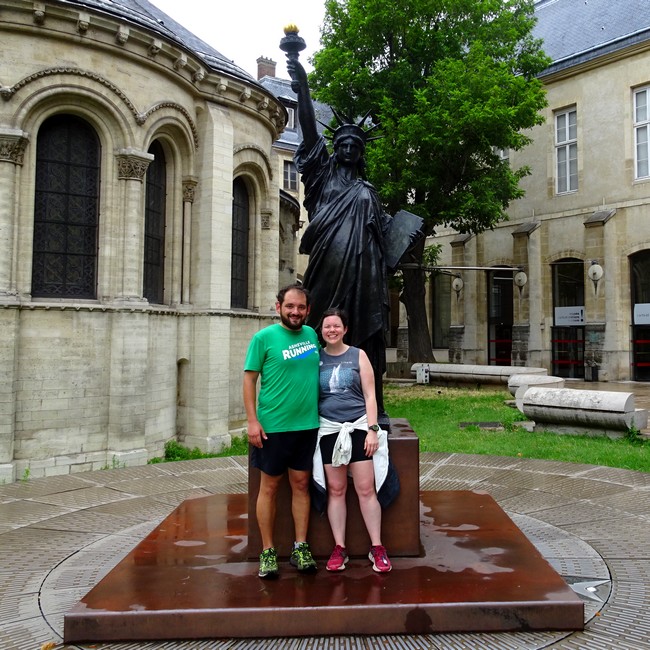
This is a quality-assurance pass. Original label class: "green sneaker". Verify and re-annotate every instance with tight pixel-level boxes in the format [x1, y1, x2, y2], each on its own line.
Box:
[258, 547, 279, 579]
[290, 542, 317, 573]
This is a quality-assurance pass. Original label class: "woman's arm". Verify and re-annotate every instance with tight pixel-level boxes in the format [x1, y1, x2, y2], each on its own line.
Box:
[358, 349, 379, 456]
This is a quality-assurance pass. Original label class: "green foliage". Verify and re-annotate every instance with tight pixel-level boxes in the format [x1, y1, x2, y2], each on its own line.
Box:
[21, 466, 30, 482]
[311, 0, 551, 231]
[384, 384, 650, 472]
[148, 436, 249, 464]
[100, 455, 126, 470]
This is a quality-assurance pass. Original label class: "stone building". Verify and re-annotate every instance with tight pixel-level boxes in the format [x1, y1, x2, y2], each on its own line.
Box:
[429, 0, 650, 383]
[0, 0, 299, 481]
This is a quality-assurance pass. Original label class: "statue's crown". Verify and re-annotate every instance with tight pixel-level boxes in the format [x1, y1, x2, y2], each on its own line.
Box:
[323, 108, 381, 148]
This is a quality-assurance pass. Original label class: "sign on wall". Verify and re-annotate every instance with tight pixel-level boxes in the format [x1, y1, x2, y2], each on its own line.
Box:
[554, 306, 585, 326]
[634, 303, 650, 325]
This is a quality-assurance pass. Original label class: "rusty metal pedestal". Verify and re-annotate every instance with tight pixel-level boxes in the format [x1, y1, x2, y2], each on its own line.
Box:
[64, 487, 583, 642]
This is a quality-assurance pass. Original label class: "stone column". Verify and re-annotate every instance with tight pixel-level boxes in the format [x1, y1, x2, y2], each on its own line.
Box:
[511, 222, 540, 366]
[449, 234, 471, 363]
[584, 209, 615, 379]
[0, 130, 27, 482]
[115, 149, 153, 301]
[181, 177, 197, 304]
[0, 129, 28, 300]
[107, 310, 148, 465]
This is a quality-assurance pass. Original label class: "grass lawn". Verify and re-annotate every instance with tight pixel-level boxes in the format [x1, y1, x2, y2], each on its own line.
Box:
[384, 383, 650, 473]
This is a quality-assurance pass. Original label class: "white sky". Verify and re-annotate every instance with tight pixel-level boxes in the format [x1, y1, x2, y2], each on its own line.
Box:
[149, 0, 326, 78]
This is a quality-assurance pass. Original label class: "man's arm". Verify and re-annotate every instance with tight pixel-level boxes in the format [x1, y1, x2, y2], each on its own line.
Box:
[243, 370, 266, 448]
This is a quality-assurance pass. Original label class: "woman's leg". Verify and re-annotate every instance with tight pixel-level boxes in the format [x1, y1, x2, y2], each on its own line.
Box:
[324, 464, 349, 547]
[350, 460, 382, 546]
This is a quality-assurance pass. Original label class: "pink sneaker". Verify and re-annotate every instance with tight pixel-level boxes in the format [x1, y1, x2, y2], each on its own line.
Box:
[368, 545, 392, 573]
[326, 545, 349, 571]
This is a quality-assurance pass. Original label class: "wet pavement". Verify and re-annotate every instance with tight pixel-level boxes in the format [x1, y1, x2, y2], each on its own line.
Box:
[1, 381, 649, 649]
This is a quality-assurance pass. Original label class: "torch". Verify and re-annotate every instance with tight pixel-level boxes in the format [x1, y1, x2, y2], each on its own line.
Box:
[280, 24, 306, 93]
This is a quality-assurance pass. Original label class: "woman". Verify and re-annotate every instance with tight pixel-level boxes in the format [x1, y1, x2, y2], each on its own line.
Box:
[314, 308, 391, 573]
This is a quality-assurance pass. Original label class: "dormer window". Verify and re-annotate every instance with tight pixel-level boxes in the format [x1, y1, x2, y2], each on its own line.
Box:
[286, 107, 296, 130]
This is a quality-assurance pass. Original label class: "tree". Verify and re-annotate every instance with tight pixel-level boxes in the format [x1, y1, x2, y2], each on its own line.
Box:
[309, 0, 551, 361]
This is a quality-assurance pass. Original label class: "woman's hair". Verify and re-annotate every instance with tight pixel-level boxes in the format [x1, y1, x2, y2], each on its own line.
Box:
[320, 307, 348, 328]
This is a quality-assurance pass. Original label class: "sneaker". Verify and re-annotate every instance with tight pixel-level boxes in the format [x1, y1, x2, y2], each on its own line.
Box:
[258, 547, 279, 579]
[326, 545, 349, 571]
[368, 545, 392, 573]
[290, 542, 318, 572]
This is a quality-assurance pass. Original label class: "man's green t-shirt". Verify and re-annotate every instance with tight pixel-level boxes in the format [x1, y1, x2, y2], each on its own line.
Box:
[244, 324, 320, 433]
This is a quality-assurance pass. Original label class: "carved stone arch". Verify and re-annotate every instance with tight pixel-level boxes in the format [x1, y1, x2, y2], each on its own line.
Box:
[143, 115, 195, 177]
[5, 67, 140, 125]
[233, 145, 273, 218]
[484, 258, 514, 269]
[543, 250, 585, 266]
[233, 143, 273, 181]
[13, 83, 134, 151]
[139, 102, 199, 150]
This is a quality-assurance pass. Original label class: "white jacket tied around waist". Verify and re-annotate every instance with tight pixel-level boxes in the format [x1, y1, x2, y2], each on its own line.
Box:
[312, 415, 389, 493]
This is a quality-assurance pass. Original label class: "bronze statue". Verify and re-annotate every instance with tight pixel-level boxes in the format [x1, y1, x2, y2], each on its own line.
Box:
[282, 27, 422, 420]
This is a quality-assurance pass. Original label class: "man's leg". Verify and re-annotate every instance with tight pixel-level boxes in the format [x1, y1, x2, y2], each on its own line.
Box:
[287, 468, 311, 542]
[257, 471, 283, 550]
[287, 467, 318, 572]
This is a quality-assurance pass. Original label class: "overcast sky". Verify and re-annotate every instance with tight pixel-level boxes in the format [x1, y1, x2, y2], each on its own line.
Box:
[149, 0, 326, 78]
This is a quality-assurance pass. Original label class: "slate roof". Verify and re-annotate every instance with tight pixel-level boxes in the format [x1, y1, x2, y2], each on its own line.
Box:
[534, 0, 650, 75]
[258, 74, 334, 149]
[55, 0, 257, 85]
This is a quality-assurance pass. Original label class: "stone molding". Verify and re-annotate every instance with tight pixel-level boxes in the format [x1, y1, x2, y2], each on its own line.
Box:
[116, 149, 154, 181]
[182, 178, 198, 203]
[0, 129, 29, 165]
[1, 67, 201, 149]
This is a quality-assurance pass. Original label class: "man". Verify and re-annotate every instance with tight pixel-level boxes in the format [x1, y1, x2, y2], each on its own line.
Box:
[243, 284, 320, 579]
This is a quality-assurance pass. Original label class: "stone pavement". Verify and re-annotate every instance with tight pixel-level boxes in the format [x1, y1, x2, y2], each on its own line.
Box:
[1, 450, 648, 650]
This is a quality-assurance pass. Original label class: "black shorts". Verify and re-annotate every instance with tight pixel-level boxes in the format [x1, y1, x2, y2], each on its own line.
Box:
[319, 428, 372, 465]
[250, 428, 318, 476]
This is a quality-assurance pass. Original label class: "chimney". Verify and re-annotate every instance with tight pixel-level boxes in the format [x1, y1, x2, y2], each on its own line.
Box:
[257, 56, 277, 80]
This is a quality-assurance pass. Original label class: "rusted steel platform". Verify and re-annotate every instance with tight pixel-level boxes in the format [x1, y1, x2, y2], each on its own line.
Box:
[64, 490, 583, 642]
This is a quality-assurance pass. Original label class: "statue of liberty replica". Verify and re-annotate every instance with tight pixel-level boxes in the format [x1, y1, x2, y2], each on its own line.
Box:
[282, 27, 422, 421]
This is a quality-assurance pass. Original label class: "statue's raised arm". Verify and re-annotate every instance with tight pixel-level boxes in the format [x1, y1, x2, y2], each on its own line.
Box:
[281, 27, 319, 153]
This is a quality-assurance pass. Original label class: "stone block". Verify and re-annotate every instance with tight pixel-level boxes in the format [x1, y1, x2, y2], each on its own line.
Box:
[521, 386, 647, 437]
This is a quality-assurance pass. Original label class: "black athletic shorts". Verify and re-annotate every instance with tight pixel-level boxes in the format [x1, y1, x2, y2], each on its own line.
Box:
[319, 428, 372, 465]
[250, 428, 318, 476]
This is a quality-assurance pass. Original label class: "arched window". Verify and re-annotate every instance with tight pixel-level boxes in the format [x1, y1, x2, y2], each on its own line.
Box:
[32, 114, 100, 298]
[231, 178, 250, 308]
[144, 140, 166, 304]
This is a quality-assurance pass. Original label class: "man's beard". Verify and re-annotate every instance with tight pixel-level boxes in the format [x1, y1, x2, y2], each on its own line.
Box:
[280, 313, 305, 330]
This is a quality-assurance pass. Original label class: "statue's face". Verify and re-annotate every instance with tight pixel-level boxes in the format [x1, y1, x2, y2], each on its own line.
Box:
[334, 136, 363, 166]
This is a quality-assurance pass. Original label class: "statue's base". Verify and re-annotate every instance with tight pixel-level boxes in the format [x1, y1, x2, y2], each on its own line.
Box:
[64, 490, 583, 642]
[247, 418, 420, 558]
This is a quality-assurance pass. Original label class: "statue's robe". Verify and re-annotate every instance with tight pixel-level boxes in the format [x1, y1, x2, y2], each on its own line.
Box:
[296, 138, 390, 407]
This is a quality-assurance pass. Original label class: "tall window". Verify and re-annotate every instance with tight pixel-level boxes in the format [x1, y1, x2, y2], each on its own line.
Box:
[630, 250, 650, 380]
[144, 140, 166, 304]
[555, 108, 578, 194]
[551, 259, 585, 378]
[32, 115, 100, 298]
[283, 161, 298, 191]
[231, 178, 249, 308]
[634, 87, 650, 179]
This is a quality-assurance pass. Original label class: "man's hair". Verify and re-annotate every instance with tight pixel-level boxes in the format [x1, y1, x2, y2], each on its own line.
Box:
[277, 283, 310, 305]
